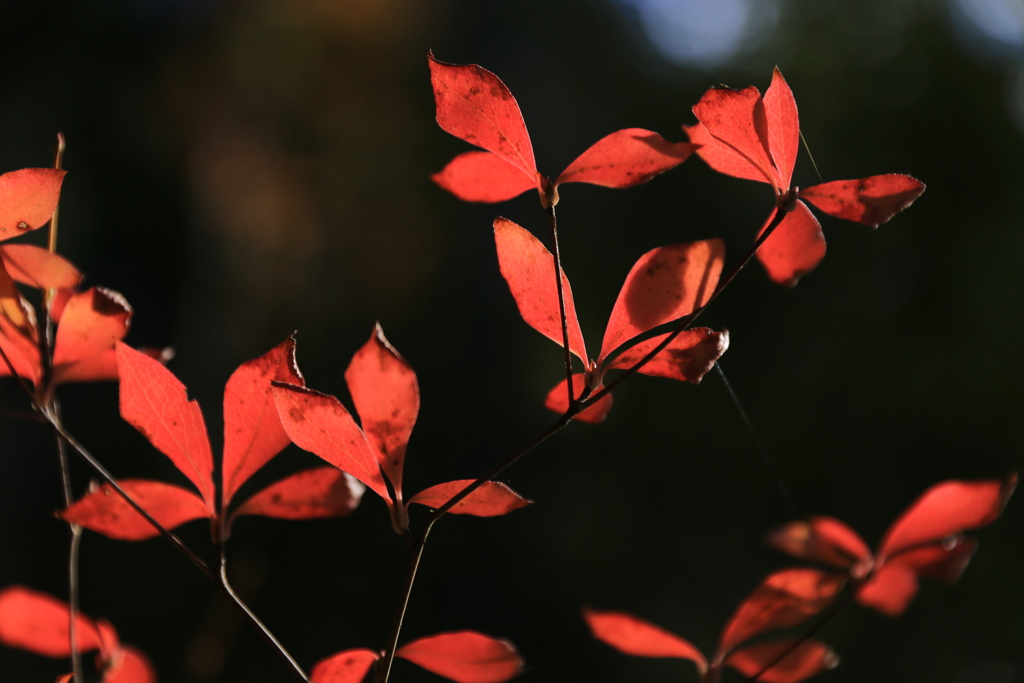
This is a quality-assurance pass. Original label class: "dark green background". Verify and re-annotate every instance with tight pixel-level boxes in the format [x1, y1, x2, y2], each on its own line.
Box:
[0, 1, 1020, 682]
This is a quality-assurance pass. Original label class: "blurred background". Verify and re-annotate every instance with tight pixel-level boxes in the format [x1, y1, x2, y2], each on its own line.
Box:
[0, 0, 1021, 681]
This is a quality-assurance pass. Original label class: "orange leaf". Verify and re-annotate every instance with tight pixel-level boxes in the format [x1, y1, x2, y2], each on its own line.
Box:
[0, 168, 66, 241]
[0, 244, 81, 290]
[51, 288, 132, 383]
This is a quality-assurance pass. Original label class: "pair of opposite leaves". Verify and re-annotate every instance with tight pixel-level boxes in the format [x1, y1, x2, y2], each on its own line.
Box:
[0, 168, 147, 391]
[584, 477, 1015, 683]
[64, 329, 531, 542]
[0, 586, 524, 683]
[430, 56, 925, 287]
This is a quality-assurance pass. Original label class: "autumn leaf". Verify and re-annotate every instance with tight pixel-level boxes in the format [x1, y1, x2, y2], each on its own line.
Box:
[0, 168, 66, 241]
[310, 648, 381, 683]
[396, 630, 523, 683]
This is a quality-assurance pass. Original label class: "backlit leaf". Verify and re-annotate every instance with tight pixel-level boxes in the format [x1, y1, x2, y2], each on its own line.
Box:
[310, 648, 381, 683]
[582, 608, 707, 671]
[232, 467, 365, 522]
[724, 639, 838, 683]
[397, 630, 523, 683]
[544, 374, 613, 424]
[683, 122, 768, 184]
[762, 68, 799, 192]
[692, 86, 776, 190]
[102, 645, 157, 683]
[854, 564, 918, 618]
[766, 516, 872, 572]
[0, 586, 103, 657]
[408, 480, 532, 517]
[61, 480, 211, 541]
[606, 328, 728, 384]
[0, 244, 81, 290]
[555, 129, 694, 189]
[886, 536, 978, 584]
[0, 169, 66, 241]
[799, 174, 926, 228]
[432, 151, 538, 203]
[756, 203, 826, 288]
[52, 288, 132, 382]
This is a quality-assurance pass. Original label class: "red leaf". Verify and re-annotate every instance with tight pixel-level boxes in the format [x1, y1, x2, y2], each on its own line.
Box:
[102, 645, 157, 683]
[555, 129, 695, 189]
[428, 54, 538, 182]
[0, 261, 40, 383]
[0, 169, 66, 241]
[762, 68, 800, 193]
[57, 675, 74, 683]
[272, 383, 391, 502]
[544, 374, 613, 424]
[232, 467, 365, 522]
[493, 217, 587, 361]
[691, 86, 777, 190]
[854, 564, 919, 618]
[222, 337, 304, 506]
[344, 324, 419, 505]
[0, 244, 81, 290]
[766, 516, 872, 573]
[310, 648, 381, 683]
[683, 122, 769, 185]
[61, 479, 211, 541]
[397, 630, 523, 683]
[718, 568, 845, 655]
[724, 640, 838, 683]
[0, 586, 103, 657]
[756, 203, 826, 288]
[606, 328, 728, 384]
[886, 536, 979, 584]
[116, 342, 215, 511]
[408, 480, 532, 517]
[432, 151, 538, 203]
[600, 240, 725, 360]
[877, 476, 1017, 561]
[581, 608, 707, 671]
[799, 174, 926, 228]
[51, 289, 132, 384]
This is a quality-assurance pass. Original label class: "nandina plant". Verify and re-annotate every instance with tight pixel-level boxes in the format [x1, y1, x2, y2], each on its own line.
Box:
[0, 55, 1012, 683]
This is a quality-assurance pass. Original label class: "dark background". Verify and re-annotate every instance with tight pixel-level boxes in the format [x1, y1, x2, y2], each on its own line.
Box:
[0, 0, 1021, 681]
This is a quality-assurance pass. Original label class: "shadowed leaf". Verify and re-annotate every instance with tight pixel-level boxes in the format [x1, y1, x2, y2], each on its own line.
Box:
[724, 639, 838, 683]
[556, 129, 694, 189]
[799, 175, 926, 228]
[544, 374, 613, 424]
[232, 467, 365, 522]
[607, 328, 728, 383]
[756, 203, 826, 288]
[408, 480, 532, 517]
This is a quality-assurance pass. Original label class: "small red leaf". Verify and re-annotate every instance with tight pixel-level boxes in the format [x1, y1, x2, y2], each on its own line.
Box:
[397, 630, 523, 683]
[544, 374, 613, 424]
[345, 324, 419, 505]
[0, 169, 66, 241]
[886, 536, 979, 585]
[877, 476, 1017, 561]
[854, 564, 919, 617]
[493, 217, 587, 361]
[310, 648, 381, 683]
[408, 480, 532, 517]
[0, 586, 103, 657]
[0, 244, 81, 290]
[725, 639, 838, 683]
[232, 467, 365, 522]
[57, 675, 74, 683]
[222, 337, 304, 506]
[719, 568, 845, 655]
[799, 174, 926, 228]
[432, 151, 538, 203]
[762, 68, 799, 192]
[766, 516, 872, 572]
[0, 261, 41, 383]
[582, 607, 707, 671]
[51, 288, 132, 383]
[272, 383, 391, 502]
[606, 328, 728, 384]
[429, 54, 538, 181]
[683, 122, 768, 184]
[756, 203, 826, 288]
[600, 240, 725, 360]
[692, 86, 777, 190]
[116, 342, 215, 511]
[555, 129, 695, 189]
[61, 479, 211, 541]
[102, 645, 157, 683]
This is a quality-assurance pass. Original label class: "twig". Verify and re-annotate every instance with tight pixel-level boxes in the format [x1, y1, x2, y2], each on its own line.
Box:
[546, 203, 576, 407]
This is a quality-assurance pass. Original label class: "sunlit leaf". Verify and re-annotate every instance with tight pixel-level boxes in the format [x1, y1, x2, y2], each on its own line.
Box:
[232, 467, 365, 522]
[408, 480, 532, 517]
[397, 630, 523, 683]
[582, 608, 707, 672]
[606, 328, 728, 384]
[310, 648, 381, 683]
[0, 586, 103, 657]
[61, 480, 211, 541]
[556, 129, 694, 189]
[432, 151, 537, 203]
[799, 175, 926, 228]
[0, 169, 66, 241]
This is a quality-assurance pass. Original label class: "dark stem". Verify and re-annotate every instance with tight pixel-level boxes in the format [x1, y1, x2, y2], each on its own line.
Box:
[0, 409, 46, 422]
[375, 522, 433, 683]
[52, 402, 85, 683]
[546, 203, 576, 407]
[219, 546, 310, 682]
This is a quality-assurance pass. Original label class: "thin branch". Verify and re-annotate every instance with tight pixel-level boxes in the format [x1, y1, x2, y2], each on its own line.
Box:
[375, 522, 433, 683]
[546, 203, 576, 407]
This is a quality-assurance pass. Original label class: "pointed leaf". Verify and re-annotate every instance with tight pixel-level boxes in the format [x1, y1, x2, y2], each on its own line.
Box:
[766, 516, 872, 573]
[116, 342, 215, 511]
[600, 239, 725, 360]
[428, 54, 538, 181]
[719, 568, 845, 655]
[222, 337, 305, 506]
[762, 68, 799, 192]
[0, 244, 81, 290]
[683, 122, 769, 184]
[606, 328, 728, 384]
[52, 288, 131, 371]
[692, 86, 777, 189]
[0, 169, 66, 241]
[544, 374, 613, 424]
[102, 646, 157, 683]
[756, 202, 826, 288]
[799, 174, 926, 228]
[555, 129, 695, 189]
[886, 536, 979, 584]
[272, 383, 390, 502]
[232, 467, 365, 522]
[311, 648, 381, 683]
[397, 630, 523, 683]
[493, 217, 587, 361]
[0, 261, 40, 383]
[0, 586, 103, 657]
[61, 479, 211, 540]
[725, 640, 838, 683]
[408, 480, 532, 517]
[344, 324, 418, 504]
[432, 151, 537, 203]
[582, 608, 707, 671]
[877, 476, 1016, 561]
[854, 564, 918, 617]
